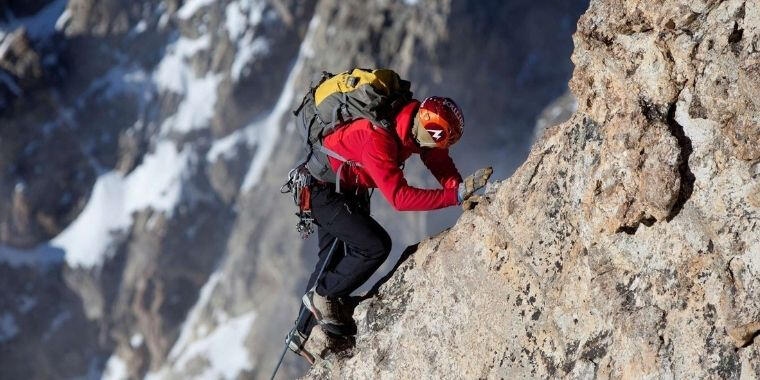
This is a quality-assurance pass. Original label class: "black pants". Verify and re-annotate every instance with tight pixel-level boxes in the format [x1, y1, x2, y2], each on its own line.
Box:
[296, 184, 392, 335]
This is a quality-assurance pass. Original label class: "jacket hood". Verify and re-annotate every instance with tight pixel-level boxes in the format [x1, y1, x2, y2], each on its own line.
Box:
[394, 100, 421, 146]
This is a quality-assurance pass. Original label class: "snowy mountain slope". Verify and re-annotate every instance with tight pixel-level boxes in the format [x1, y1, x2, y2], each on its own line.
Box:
[0, 0, 587, 378]
[2, 0, 314, 378]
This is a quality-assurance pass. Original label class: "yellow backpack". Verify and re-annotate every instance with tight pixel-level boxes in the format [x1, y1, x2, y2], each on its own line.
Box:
[293, 68, 412, 182]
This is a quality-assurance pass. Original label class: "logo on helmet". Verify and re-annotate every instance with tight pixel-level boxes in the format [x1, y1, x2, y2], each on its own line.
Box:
[429, 129, 444, 140]
[442, 98, 464, 126]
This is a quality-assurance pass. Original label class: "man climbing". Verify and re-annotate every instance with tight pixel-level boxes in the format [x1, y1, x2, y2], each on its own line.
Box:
[288, 92, 492, 358]
[273, 69, 493, 369]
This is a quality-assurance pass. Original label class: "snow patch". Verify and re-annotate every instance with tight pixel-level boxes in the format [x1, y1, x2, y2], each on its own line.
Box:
[0, 35, 14, 63]
[102, 354, 128, 380]
[172, 311, 257, 380]
[224, 2, 248, 41]
[52, 141, 191, 268]
[177, 0, 215, 20]
[52, 173, 127, 268]
[147, 272, 257, 379]
[158, 13, 170, 29]
[55, 8, 71, 31]
[167, 272, 222, 359]
[239, 16, 320, 191]
[130, 333, 144, 348]
[133, 20, 148, 34]
[154, 35, 221, 133]
[224, 0, 268, 81]
[0, 313, 19, 343]
[231, 35, 269, 81]
[207, 127, 256, 163]
[154, 35, 211, 93]
[160, 72, 221, 133]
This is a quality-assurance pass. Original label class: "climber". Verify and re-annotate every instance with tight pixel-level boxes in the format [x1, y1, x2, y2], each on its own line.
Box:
[288, 93, 493, 359]
[274, 70, 494, 369]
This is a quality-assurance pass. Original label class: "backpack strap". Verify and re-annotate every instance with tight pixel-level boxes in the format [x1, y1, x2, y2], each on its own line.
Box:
[293, 92, 311, 117]
[320, 145, 362, 194]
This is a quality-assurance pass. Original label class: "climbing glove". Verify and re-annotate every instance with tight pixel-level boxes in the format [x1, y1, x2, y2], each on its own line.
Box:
[458, 167, 493, 209]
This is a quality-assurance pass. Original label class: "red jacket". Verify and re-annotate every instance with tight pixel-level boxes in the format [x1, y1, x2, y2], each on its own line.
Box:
[322, 100, 462, 211]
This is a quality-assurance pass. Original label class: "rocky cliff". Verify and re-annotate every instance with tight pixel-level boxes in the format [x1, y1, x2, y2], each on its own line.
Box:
[0, 0, 586, 379]
[306, 0, 760, 378]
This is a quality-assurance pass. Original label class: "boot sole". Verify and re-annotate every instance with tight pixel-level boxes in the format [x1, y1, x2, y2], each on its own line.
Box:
[287, 329, 316, 365]
[292, 345, 316, 365]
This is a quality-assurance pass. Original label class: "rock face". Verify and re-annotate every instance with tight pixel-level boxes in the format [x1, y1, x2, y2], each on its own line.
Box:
[306, 1, 760, 378]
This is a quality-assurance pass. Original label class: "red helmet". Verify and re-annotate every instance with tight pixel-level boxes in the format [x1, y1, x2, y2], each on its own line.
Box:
[416, 96, 464, 148]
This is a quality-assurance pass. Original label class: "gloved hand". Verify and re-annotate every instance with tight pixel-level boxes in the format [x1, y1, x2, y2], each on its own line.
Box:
[458, 167, 493, 209]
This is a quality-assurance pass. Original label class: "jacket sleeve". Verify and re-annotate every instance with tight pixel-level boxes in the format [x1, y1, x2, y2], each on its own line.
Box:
[361, 133, 459, 211]
[419, 148, 463, 190]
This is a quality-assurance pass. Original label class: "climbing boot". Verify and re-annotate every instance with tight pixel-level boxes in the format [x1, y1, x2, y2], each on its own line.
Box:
[303, 325, 355, 360]
[302, 290, 353, 336]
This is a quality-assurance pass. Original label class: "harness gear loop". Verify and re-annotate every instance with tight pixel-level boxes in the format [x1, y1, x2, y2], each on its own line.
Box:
[281, 164, 316, 239]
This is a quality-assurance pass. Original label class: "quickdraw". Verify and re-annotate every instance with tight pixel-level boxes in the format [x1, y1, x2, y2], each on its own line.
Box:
[281, 164, 315, 239]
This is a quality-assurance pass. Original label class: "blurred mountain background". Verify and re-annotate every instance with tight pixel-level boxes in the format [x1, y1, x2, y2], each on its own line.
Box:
[0, 0, 587, 378]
